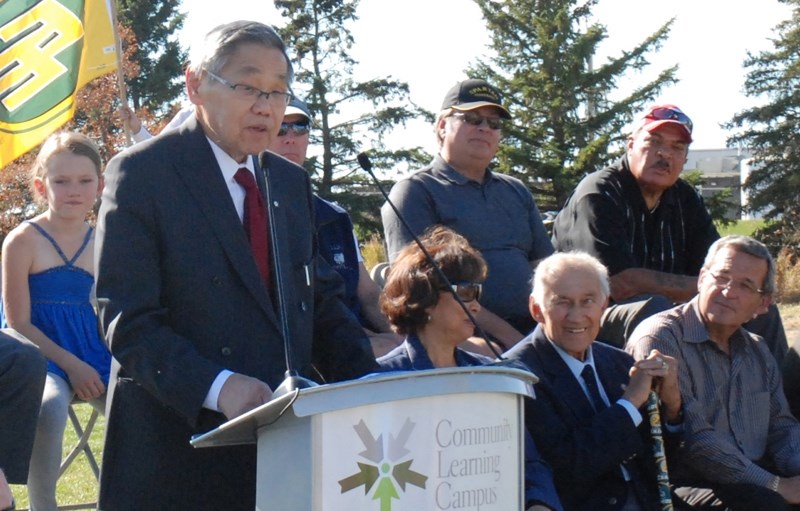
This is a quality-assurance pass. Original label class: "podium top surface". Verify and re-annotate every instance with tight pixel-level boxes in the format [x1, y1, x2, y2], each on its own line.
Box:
[191, 364, 537, 448]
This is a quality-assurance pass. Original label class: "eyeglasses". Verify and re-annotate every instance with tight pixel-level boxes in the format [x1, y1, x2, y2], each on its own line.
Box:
[205, 70, 293, 107]
[444, 282, 483, 302]
[645, 107, 693, 133]
[707, 271, 764, 295]
[450, 111, 504, 130]
[278, 122, 310, 137]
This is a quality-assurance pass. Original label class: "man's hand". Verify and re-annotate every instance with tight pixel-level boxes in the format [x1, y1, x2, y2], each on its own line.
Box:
[118, 105, 142, 133]
[623, 362, 654, 408]
[217, 373, 272, 420]
[777, 475, 800, 504]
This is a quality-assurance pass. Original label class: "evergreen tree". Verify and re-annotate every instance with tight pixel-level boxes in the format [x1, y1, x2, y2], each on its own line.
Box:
[117, 0, 186, 113]
[471, 0, 678, 211]
[727, 1, 800, 257]
[273, 0, 431, 236]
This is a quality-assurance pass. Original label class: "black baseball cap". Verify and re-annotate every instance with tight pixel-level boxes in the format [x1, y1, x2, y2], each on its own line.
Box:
[440, 79, 511, 119]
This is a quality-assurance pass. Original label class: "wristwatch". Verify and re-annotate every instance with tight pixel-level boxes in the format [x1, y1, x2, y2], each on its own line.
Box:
[770, 476, 780, 492]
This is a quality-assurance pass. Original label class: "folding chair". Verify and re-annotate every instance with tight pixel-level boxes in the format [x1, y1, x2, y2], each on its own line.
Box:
[56, 402, 100, 511]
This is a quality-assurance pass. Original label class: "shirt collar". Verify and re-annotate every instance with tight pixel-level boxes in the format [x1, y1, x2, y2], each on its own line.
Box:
[405, 333, 477, 369]
[207, 137, 256, 182]
[548, 337, 597, 381]
[432, 154, 494, 186]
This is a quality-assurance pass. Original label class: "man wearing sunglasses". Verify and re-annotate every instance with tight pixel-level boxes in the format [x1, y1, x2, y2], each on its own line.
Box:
[269, 97, 403, 356]
[381, 79, 554, 352]
[550, 104, 788, 362]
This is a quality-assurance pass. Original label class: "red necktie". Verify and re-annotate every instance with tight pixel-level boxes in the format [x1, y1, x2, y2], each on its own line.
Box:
[234, 168, 270, 288]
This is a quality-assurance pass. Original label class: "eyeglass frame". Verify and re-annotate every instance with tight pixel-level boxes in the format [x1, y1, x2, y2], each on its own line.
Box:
[707, 271, 765, 295]
[442, 282, 483, 302]
[450, 111, 505, 130]
[204, 70, 293, 106]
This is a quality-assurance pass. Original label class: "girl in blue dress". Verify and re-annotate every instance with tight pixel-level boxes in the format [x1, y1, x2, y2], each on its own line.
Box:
[1, 131, 110, 511]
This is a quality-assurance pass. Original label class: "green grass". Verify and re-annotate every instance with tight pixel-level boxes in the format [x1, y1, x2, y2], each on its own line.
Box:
[717, 219, 764, 237]
[10, 402, 104, 510]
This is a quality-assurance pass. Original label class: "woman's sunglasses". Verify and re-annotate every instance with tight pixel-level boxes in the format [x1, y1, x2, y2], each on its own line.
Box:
[444, 282, 483, 302]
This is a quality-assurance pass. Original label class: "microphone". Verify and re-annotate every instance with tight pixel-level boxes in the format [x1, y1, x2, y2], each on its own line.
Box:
[357, 151, 504, 360]
[258, 152, 318, 398]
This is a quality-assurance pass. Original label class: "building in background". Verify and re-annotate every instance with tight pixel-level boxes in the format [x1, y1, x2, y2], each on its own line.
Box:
[684, 147, 761, 221]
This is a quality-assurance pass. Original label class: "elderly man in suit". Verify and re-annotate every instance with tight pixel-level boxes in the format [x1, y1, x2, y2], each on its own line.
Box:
[95, 21, 378, 510]
[505, 252, 683, 511]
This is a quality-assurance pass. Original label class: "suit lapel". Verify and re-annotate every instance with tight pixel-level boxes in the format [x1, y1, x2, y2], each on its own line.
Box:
[593, 345, 627, 403]
[172, 119, 278, 324]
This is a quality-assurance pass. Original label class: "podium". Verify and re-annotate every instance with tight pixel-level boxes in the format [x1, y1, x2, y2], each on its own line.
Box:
[191, 365, 537, 511]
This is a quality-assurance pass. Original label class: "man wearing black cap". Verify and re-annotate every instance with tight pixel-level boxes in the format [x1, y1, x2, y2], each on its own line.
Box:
[551, 104, 788, 360]
[381, 79, 553, 350]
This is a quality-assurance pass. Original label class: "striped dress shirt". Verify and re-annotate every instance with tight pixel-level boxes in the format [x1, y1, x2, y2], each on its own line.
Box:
[626, 298, 800, 488]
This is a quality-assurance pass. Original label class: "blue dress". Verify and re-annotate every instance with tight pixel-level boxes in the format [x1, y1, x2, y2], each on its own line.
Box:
[1, 222, 110, 386]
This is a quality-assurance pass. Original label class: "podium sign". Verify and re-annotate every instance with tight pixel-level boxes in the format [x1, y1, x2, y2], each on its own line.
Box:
[317, 391, 520, 510]
[192, 366, 536, 511]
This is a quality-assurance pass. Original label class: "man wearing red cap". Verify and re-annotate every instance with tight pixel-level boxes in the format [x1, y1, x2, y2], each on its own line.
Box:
[551, 104, 788, 359]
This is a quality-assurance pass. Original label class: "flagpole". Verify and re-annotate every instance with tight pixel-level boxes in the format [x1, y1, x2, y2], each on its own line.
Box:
[107, 0, 132, 146]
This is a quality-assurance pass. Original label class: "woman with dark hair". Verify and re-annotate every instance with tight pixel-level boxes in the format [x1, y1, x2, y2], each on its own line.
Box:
[376, 226, 563, 511]
[377, 225, 489, 369]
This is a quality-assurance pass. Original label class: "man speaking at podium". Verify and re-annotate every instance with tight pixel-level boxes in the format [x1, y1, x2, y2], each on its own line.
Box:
[95, 21, 377, 510]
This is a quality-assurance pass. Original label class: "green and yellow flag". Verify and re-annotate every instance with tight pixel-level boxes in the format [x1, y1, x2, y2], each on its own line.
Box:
[0, 0, 117, 167]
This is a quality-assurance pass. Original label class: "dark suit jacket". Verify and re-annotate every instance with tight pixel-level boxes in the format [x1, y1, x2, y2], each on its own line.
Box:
[95, 117, 378, 511]
[505, 326, 659, 511]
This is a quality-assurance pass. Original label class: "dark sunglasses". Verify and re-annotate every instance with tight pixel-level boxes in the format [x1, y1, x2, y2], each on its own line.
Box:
[645, 107, 693, 133]
[277, 122, 310, 137]
[444, 282, 483, 302]
[451, 111, 504, 130]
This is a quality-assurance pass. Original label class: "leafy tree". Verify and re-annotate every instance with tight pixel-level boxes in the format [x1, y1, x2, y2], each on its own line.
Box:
[726, 1, 800, 258]
[470, 0, 678, 211]
[116, 0, 186, 114]
[273, 0, 432, 236]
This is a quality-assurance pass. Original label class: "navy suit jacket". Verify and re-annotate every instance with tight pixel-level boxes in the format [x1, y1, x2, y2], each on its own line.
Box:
[505, 326, 659, 511]
[95, 117, 378, 510]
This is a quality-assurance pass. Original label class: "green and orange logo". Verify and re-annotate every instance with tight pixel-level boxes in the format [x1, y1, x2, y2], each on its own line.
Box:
[339, 418, 428, 511]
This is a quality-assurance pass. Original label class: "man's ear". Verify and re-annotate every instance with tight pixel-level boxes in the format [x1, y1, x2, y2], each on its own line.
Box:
[529, 295, 545, 324]
[186, 68, 203, 105]
[756, 293, 773, 317]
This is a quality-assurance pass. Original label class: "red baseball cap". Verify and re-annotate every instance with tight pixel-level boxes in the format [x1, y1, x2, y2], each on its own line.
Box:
[636, 104, 693, 143]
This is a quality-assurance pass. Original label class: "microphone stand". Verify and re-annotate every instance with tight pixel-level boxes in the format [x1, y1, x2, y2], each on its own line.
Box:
[357, 152, 504, 360]
[258, 154, 318, 398]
